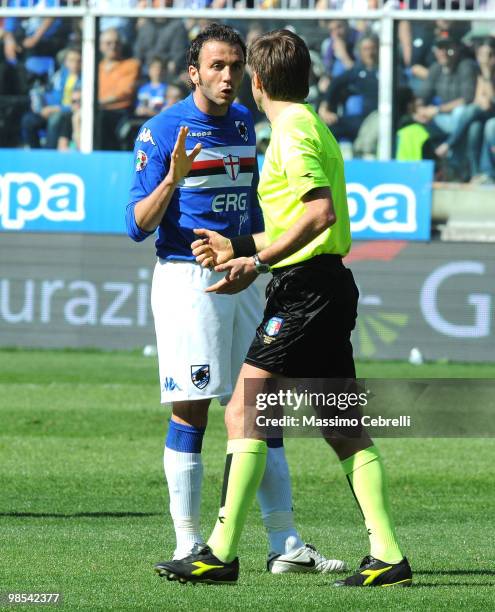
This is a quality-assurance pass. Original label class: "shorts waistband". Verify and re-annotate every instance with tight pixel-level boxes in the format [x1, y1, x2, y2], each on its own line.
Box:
[271, 254, 344, 275]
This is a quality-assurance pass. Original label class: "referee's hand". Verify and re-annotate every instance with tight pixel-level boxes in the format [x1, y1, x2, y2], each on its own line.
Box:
[205, 257, 256, 294]
[205, 272, 256, 295]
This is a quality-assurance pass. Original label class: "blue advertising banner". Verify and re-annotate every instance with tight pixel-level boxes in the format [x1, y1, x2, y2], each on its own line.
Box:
[345, 160, 433, 241]
[0, 150, 132, 234]
[0, 151, 433, 240]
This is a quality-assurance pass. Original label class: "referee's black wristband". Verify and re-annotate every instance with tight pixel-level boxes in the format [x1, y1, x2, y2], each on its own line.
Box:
[231, 234, 256, 258]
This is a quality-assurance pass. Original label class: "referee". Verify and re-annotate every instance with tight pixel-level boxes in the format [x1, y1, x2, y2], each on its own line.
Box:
[157, 29, 412, 588]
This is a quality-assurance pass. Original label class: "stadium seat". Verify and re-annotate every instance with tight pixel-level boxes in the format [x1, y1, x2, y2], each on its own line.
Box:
[25, 56, 56, 78]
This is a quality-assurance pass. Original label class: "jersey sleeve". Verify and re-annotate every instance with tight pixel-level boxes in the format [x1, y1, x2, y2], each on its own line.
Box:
[126, 120, 170, 242]
[250, 161, 264, 234]
[281, 128, 330, 202]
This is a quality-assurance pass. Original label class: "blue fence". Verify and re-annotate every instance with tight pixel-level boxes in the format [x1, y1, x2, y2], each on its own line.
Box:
[0, 151, 433, 240]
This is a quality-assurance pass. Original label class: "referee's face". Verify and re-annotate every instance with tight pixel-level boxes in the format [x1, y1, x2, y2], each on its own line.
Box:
[191, 40, 245, 116]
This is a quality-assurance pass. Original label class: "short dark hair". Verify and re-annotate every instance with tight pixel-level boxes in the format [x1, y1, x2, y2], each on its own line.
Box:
[186, 23, 246, 73]
[247, 29, 310, 102]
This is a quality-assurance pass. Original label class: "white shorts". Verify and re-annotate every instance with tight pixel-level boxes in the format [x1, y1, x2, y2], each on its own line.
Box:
[151, 259, 263, 403]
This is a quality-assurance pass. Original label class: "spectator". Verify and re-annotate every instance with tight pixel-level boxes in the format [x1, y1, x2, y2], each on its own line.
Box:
[97, 28, 140, 150]
[474, 116, 495, 184]
[395, 86, 436, 162]
[163, 80, 188, 108]
[57, 87, 81, 151]
[435, 39, 495, 181]
[415, 32, 478, 178]
[134, 14, 189, 78]
[20, 47, 81, 149]
[3, 0, 68, 64]
[135, 56, 168, 117]
[117, 56, 168, 149]
[398, 20, 436, 94]
[318, 34, 379, 143]
[320, 20, 358, 79]
[98, 0, 134, 46]
[0, 54, 29, 147]
[133, 1, 171, 71]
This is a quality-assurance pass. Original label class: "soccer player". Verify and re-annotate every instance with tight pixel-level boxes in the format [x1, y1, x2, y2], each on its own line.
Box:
[126, 24, 344, 574]
[157, 29, 413, 587]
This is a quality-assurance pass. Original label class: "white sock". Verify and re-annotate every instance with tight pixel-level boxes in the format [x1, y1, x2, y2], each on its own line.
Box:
[164, 420, 205, 559]
[164, 447, 204, 558]
[257, 445, 304, 555]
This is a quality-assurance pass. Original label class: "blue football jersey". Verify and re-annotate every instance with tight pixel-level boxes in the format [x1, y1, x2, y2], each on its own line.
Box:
[126, 93, 264, 261]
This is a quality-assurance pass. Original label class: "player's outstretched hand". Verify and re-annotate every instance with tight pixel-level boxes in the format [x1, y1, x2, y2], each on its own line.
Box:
[192, 228, 234, 268]
[167, 126, 202, 184]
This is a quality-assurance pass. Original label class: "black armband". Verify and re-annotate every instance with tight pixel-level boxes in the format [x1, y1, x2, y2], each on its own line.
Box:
[230, 234, 256, 258]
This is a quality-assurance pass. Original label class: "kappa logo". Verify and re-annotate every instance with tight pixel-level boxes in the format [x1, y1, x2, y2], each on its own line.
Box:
[163, 377, 182, 392]
[235, 120, 249, 142]
[191, 364, 210, 389]
[223, 154, 240, 181]
[137, 127, 155, 145]
[189, 130, 213, 137]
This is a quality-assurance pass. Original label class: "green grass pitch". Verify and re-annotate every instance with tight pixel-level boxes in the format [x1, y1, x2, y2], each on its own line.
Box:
[1, 350, 494, 611]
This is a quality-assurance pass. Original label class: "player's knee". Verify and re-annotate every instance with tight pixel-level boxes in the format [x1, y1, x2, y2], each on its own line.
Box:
[224, 402, 240, 429]
[171, 399, 210, 429]
[224, 400, 244, 436]
[225, 399, 261, 439]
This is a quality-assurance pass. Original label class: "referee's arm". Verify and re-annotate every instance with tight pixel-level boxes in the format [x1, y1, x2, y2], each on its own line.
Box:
[209, 186, 336, 292]
[256, 186, 336, 267]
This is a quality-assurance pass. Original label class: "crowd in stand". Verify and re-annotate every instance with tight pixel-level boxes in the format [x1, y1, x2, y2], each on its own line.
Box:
[0, 4, 494, 182]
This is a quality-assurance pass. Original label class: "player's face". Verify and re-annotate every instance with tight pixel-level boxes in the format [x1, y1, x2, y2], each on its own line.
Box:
[190, 40, 245, 115]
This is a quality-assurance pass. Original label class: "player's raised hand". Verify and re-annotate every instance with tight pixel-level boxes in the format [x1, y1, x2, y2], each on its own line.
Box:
[167, 126, 202, 184]
[192, 229, 234, 268]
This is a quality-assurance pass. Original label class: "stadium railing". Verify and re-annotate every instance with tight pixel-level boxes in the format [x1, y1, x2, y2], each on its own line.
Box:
[1, 0, 495, 157]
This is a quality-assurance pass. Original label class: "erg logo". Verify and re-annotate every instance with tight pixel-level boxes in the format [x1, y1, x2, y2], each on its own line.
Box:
[347, 183, 417, 234]
[212, 192, 247, 212]
[0, 172, 85, 230]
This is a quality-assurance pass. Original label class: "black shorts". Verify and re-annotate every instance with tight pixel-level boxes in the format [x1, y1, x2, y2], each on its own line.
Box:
[245, 254, 359, 378]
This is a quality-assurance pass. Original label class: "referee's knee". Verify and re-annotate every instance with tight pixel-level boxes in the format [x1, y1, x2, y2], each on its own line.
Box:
[225, 400, 255, 439]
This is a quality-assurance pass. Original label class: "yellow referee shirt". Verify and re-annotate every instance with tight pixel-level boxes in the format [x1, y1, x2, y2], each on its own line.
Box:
[258, 103, 351, 268]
